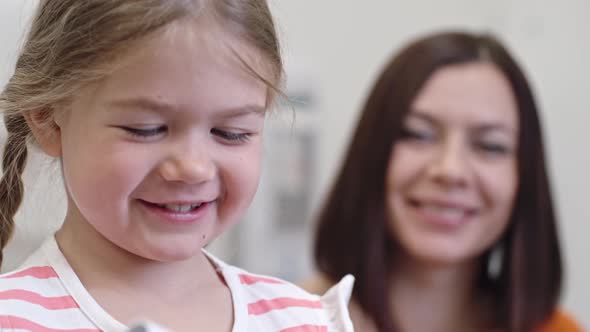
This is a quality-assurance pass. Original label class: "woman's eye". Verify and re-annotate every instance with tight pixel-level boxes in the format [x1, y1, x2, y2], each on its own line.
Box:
[400, 127, 435, 142]
[475, 141, 511, 155]
[120, 126, 167, 138]
[211, 128, 252, 143]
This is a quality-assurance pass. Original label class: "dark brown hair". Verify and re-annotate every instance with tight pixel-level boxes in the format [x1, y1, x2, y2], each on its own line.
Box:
[314, 31, 562, 332]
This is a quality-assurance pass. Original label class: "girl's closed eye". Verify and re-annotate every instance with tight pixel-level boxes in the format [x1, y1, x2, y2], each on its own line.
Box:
[118, 125, 168, 139]
[211, 128, 253, 144]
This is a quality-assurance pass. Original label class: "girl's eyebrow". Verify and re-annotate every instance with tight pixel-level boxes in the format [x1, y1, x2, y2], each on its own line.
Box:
[106, 97, 265, 117]
[215, 105, 266, 119]
[107, 97, 176, 113]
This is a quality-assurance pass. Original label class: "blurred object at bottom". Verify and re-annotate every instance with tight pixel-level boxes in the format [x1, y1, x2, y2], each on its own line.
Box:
[127, 321, 172, 332]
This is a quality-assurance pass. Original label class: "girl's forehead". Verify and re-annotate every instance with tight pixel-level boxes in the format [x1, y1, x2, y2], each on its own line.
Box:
[156, 18, 272, 81]
[78, 19, 268, 116]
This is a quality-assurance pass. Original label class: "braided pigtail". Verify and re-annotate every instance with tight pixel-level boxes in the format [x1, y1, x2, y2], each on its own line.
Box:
[0, 114, 29, 266]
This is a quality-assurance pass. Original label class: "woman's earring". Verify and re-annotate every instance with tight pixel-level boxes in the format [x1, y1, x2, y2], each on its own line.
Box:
[487, 243, 504, 280]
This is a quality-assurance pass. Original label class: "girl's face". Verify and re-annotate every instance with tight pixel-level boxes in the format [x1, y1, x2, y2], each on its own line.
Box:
[51, 19, 269, 261]
[386, 63, 519, 266]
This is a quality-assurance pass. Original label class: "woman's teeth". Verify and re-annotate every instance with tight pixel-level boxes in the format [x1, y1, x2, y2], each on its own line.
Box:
[421, 204, 466, 220]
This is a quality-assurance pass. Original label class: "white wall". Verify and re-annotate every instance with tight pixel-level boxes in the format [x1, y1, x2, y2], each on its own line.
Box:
[0, 0, 587, 327]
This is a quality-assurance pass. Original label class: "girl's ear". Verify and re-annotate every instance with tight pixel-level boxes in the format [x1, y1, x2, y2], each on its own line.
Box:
[23, 108, 63, 157]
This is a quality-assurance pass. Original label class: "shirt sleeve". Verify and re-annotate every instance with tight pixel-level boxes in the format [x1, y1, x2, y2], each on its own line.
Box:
[319, 274, 355, 332]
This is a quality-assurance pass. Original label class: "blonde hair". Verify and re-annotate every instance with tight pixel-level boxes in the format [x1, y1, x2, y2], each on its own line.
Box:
[0, 0, 283, 266]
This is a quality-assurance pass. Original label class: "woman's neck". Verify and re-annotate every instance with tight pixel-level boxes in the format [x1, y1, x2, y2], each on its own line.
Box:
[389, 255, 490, 332]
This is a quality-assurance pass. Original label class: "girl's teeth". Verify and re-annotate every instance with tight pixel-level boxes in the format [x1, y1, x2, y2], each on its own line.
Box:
[158, 203, 203, 213]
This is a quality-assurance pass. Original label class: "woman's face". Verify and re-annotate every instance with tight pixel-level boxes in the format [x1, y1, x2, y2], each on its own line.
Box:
[386, 62, 519, 266]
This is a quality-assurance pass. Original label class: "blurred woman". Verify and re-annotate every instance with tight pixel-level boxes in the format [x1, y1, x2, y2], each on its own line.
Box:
[303, 31, 582, 332]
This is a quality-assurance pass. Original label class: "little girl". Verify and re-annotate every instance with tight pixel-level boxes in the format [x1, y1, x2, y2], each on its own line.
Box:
[0, 1, 353, 331]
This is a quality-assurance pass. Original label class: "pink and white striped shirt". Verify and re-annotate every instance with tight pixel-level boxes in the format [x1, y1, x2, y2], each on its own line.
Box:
[0, 237, 354, 332]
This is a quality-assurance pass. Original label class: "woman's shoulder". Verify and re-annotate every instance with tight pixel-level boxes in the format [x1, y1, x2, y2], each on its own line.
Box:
[538, 309, 585, 332]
